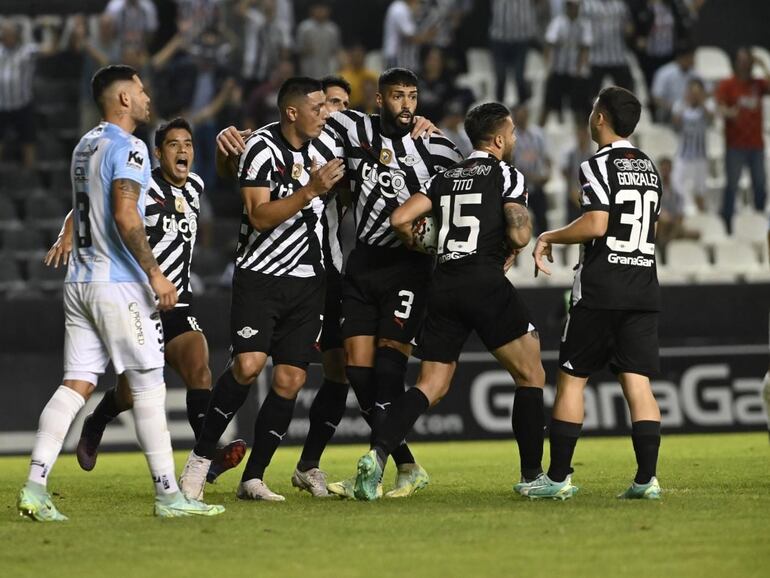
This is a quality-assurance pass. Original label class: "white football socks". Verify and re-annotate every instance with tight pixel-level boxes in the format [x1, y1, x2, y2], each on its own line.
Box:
[28, 385, 86, 487]
[131, 385, 180, 496]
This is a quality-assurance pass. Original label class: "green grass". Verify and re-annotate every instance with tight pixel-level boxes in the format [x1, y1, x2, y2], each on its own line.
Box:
[1, 433, 769, 578]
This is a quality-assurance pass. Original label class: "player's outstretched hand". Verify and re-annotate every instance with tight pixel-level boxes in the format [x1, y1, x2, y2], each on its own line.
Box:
[217, 126, 252, 156]
[411, 116, 443, 139]
[308, 158, 346, 197]
[44, 234, 72, 268]
[533, 234, 553, 277]
[150, 270, 178, 311]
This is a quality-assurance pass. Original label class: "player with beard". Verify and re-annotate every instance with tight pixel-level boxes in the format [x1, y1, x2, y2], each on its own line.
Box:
[45, 118, 246, 483]
[17, 65, 223, 519]
[324, 68, 463, 499]
[350, 102, 547, 502]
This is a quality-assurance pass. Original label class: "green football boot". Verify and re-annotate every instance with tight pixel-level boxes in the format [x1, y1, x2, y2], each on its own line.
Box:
[522, 474, 579, 500]
[154, 492, 226, 517]
[617, 477, 661, 500]
[384, 463, 429, 498]
[327, 476, 382, 499]
[354, 450, 384, 501]
[17, 483, 68, 522]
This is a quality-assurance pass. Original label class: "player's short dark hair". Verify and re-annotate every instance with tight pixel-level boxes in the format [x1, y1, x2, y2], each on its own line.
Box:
[155, 117, 193, 148]
[378, 68, 418, 92]
[321, 75, 351, 96]
[464, 102, 511, 148]
[595, 86, 641, 138]
[277, 76, 324, 109]
[91, 64, 138, 114]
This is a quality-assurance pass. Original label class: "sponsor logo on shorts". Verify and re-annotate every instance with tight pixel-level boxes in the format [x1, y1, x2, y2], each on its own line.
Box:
[237, 326, 258, 339]
[607, 253, 654, 267]
[128, 302, 145, 345]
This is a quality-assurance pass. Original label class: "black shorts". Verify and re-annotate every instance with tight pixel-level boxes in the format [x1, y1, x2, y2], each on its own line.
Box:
[544, 73, 590, 117]
[160, 305, 204, 345]
[320, 267, 343, 352]
[0, 104, 35, 144]
[416, 265, 534, 363]
[559, 306, 660, 378]
[342, 244, 432, 344]
[230, 269, 325, 368]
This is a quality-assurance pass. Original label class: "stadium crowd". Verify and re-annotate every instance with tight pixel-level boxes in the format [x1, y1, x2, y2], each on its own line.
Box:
[0, 0, 768, 298]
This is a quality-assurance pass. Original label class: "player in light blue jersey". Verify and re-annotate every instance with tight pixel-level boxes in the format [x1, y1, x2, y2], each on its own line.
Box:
[17, 65, 224, 521]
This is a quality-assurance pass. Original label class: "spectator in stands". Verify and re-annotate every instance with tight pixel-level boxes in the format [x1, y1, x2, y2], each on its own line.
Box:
[420, 0, 472, 76]
[174, 0, 224, 40]
[418, 47, 459, 122]
[561, 121, 595, 224]
[296, 2, 341, 79]
[583, 0, 635, 95]
[651, 44, 698, 124]
[0, 19, 56, 170]
[539, 0, 592, 127]
[513, 104, 550, 235]
[438, 99, 472, 157]
[656, 156, 699, 247]
[240, 0, 291, 95]
[631, 0, 692, 104]
[382, 0, 437, 72]
[338, 42, 379, 112]
[102, 0, 158, 62]
[671, 77, 713, 214]
[244, 58, 295, 128]
[715, 46, 770, 233]
[488, 0, 540, 104]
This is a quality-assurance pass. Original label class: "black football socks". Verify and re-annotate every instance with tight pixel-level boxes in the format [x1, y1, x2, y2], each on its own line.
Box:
[512, 386, 545, 481]
[87, 387, 121, 434]
[241, 388, 296, 482]
[631, 420, 661, 484]
[194, 368, 250, 459]
[372, 387, 430, 464]
[297, 379, 348, 471]
[186, 388, 212, 441]
[547, 419, 583, 483]
[373, 347, 416, 465]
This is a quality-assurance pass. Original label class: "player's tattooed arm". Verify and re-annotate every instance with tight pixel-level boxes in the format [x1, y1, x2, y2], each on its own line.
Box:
[112, 178, 177, 310]
[504, 202, 532, 250]
[391, 192, 432, 249]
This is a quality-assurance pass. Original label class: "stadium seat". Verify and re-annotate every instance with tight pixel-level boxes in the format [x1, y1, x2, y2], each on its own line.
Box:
[1, 228, 47, 258]
[732, 211, 768, 245]
[638, 124, 678, 158]
[694, 46, 732, 82]
[682, 213, 728, 246]
[563, 244, 581, 269]
[27, 259, 65, 291]
[466, 48, 493, 75]
[0, 259, 24, 292]
[656, 265, 690, 285]
[24, 194, 65, 227]
[509, 242, 546, 287]
[664, 239, 711, 279]
[712, 239, 762, 278]
[0, 197, 20, 230]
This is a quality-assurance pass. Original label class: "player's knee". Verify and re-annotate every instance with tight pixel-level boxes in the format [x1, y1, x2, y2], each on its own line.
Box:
[184, 364, 212, 390]
[123, 367, 165, 394]
[272, 365, 307, 398]
[232, 354, 264, 384]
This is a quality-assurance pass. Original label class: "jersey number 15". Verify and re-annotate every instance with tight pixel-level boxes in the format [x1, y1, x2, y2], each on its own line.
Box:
[437, 193, 482, 253]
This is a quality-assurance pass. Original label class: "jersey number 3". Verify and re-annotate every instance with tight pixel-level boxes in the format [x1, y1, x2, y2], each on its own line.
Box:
[606, 189, 657, 255]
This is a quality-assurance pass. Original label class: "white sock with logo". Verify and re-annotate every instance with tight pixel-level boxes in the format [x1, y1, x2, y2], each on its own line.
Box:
[28, 385, 86, 487]
[131, 385, 180, 496]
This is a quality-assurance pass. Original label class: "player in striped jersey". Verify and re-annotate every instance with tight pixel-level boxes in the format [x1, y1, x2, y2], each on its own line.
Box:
[352, 102, 547, 501]
[19, 65, 223, 520]
[325, 68, 463, 499]
[179, 77, 346, 502]
[45, 118, 246, 481]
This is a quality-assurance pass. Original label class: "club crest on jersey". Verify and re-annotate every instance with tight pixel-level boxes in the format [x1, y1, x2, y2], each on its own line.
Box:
[174, 197, 186, 213]
[291, 163, 304, 180]
[127, 150, 144, 169]
[379, 149, 393, 165]
[398, 154, 418, 167]
[237, 326, 259, 339]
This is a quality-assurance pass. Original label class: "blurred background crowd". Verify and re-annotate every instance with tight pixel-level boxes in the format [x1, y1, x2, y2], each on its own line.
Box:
[0, 0, 769, 298]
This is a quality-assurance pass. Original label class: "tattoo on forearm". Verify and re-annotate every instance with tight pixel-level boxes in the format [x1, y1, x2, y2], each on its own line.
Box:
[505, 204, 530, 229]
[115, 178, 141, 200]
[124, 224, 160, 275]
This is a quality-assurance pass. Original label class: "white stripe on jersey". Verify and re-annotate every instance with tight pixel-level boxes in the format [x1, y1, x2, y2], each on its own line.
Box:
[580, 160, 610, 205]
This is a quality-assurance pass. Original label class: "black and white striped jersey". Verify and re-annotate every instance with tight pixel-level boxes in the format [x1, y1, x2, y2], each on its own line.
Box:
[583, 0, 630, 67]
[327, 109, 463, 248]
[145, 167, 203, 307]
[321, 192, 345, 273]
[424, 151, 528, 271]
[489, 0, 537, 43]
[236, 123, 343, 277]
[572, 140, 662, 312]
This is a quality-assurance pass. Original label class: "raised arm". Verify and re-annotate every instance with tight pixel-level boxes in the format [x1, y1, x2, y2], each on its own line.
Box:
[111, 178, 177, 310]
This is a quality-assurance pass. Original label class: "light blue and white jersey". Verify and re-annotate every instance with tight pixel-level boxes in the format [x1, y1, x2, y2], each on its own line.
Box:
[66, 122, 151, 284]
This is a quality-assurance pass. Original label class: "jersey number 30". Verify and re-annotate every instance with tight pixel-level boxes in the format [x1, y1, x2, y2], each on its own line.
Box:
[606, 189, 657, 255]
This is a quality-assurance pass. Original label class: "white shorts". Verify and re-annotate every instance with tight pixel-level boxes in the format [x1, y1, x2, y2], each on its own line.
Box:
[64, 282, 165, 376]
[672, 157, 708, 216]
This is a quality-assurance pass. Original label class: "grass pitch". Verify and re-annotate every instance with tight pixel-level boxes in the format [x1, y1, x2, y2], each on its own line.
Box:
[1, 433, 769, 578]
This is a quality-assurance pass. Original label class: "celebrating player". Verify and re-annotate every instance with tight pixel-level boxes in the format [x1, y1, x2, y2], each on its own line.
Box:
[45, 118, 246, 481]
[17, 65, 224, 520]
[324, 68, 463, 499]
[525, 86, 663, 500]
[352, 102, 546, 500]
[179, 77, 345, 502]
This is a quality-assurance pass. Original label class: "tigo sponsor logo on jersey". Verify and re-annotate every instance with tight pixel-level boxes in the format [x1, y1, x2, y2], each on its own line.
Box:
[361, 162, 407, 198]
